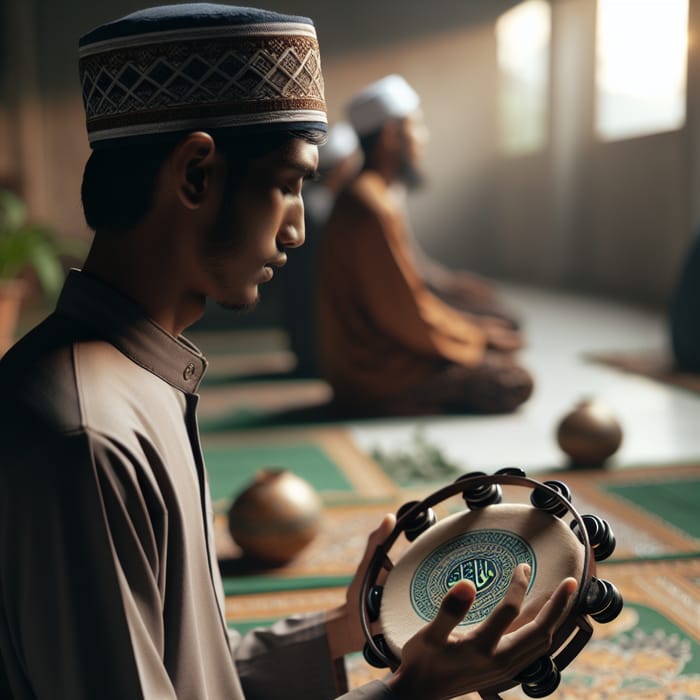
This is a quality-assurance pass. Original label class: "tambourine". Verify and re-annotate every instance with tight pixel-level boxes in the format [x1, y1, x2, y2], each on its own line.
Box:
[360, 468, 623, 699]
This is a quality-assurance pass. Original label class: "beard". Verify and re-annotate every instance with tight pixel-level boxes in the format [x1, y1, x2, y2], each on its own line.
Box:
[398, 157, 425, 191]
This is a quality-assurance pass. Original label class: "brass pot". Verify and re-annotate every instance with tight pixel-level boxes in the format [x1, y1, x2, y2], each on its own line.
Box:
[227, 468, 322, 565]
[556, 398, 623, 468]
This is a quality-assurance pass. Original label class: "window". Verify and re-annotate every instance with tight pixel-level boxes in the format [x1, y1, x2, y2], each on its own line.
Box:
[596, 0, 688, 141]
[496, 0, 551, 156]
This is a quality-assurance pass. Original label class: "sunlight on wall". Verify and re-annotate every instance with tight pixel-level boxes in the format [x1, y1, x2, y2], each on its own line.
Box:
[596, 0, 688, 141]
[496, 0, 551, 156]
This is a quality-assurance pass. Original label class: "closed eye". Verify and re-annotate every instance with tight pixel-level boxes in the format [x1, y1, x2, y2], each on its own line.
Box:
[282, 181, 303, 196]
[284, 172, 318, 196]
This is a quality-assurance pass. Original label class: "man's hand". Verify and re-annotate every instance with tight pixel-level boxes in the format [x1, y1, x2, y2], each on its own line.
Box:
[477, 317, 525, 352]
[386, 564, 578, 700]
[325, 513, 396, 659]
[441, 272, 498, 304]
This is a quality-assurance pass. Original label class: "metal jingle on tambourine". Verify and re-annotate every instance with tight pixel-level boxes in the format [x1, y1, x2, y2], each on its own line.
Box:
[455, 471, 503, 508]
[362, 634, 392, 669]
[396, 500, 438, 542]
[494, 466, 528, 478]
[366, 585, 383, 622]
[571, 514, 617, 561]
[582, 576, 624, 623]
[515, 656, 562, 698]
[530, 480, 572, 517]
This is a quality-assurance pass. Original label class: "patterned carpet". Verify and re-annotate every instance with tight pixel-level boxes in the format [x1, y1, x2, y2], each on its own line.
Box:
[203, 429, 700, 698]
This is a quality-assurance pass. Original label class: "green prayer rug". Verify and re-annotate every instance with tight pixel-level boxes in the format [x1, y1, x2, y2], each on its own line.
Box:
[204, 442, 355, 503]
[604, 478, 700, 540]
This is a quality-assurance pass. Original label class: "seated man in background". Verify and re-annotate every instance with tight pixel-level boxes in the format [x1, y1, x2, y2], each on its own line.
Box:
[281, 122, 361, 377]
[670, 227, 700, 372]
[351, 76, 517, 326]
[316, 75, 533, 415]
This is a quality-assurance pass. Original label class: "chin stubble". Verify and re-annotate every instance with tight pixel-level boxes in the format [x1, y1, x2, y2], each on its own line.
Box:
[218, 300, 259, 313]
[217, 289, 261, 313]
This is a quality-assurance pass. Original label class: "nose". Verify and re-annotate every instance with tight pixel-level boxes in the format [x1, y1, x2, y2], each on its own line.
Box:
[277, 200, 305, 249]
[278, 222, 305, 249]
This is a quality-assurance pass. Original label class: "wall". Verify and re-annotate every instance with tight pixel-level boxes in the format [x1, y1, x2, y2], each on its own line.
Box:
[0, 0, 696, 312]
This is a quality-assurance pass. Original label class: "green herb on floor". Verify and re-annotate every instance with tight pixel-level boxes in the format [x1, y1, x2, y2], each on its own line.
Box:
[371, 429, 465, 485]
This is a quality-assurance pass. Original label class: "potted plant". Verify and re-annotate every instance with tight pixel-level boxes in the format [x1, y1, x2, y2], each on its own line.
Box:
[0, 187, 86, 353]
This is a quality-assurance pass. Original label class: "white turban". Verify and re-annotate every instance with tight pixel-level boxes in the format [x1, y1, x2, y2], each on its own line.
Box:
[318, 122, 359, 171]
[347, 75, 421, 136]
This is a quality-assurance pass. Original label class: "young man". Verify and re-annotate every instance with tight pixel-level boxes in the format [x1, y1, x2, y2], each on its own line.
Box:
[0, 7, 575, 699]
[317, 75, 533, 416]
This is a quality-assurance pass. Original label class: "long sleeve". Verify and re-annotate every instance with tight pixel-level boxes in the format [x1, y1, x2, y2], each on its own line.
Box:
[349, 200, 486, 365]
[0, 431, 175, 700]
[230, 618, 401, 699]
[230, 614, 339, 699]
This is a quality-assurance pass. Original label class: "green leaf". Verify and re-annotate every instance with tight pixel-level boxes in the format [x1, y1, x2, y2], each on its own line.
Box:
[27, 238, 65, 296]
[0, 189, 27, 232]
[0, 188, 87, 297]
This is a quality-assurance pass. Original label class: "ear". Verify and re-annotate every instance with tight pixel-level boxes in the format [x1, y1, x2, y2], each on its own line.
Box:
[171, 131, 218, 210]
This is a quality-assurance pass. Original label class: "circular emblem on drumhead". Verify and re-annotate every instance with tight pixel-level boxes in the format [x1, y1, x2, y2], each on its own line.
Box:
[410, 529, 536, 625]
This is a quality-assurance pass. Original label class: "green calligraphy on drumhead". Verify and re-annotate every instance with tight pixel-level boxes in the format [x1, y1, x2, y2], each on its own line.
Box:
[446, 559, 498, 593]
[409, 529, 536, 625]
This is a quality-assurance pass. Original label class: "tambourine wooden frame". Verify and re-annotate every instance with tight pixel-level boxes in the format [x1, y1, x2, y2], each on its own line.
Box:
[359, 472, 596, 699]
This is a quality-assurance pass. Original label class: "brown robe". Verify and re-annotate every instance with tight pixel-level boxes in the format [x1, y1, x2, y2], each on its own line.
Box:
[316, 171, 487, 408]
[0, 271, 394, 700]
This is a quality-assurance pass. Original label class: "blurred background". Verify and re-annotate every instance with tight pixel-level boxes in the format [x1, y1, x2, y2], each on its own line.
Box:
[1, 0, 698, 324]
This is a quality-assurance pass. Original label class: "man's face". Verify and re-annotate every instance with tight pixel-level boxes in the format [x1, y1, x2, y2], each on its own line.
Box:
[200, 137, 319, 310]
[398, 110, 430, 189]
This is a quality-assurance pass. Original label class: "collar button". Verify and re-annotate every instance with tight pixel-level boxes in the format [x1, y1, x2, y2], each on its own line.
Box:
[183, 362, 196, 381]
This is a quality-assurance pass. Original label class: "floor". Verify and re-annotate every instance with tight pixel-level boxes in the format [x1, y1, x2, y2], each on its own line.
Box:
[194, 283, 700, 699]
[347, 284, 700, 474]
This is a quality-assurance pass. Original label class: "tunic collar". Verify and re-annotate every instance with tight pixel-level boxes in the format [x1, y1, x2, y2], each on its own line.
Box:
[56, 269, 207, 393]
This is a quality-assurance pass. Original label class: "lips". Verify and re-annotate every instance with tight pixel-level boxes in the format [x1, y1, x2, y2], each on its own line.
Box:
[259, 253, 287, 283]
[268, 254, 287, 269]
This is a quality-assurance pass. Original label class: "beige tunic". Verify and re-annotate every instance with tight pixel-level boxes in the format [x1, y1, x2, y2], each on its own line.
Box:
[316, 171, 487, 408]
[0, 271, 392, 700]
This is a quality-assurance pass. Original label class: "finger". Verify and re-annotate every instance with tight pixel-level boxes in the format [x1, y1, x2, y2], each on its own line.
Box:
[532, 576, 578, 629]
[360, 514, 395, 565]
[508, 590, 547, 631]
[421, 580, 476, 646]
[474, 563, 531, 652]
[368, 514, 395, 551]
[505, 577, 578, 655]
[351, 514, 395, 589]
[515, 574, 577, 631]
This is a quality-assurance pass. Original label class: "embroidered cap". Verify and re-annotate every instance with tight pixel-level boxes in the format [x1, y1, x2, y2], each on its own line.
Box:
[78, 3, 327, 148]
[347, 74, 420, 136]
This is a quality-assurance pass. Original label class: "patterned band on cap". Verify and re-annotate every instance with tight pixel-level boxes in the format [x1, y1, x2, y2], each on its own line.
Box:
[79, 21, 326, 146]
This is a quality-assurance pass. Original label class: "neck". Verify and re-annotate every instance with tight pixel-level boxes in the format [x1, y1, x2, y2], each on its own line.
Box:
[82, 223, 206, 337]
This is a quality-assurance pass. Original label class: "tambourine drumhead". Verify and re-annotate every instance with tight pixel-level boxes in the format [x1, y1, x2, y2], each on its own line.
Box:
[381, 503, 585, 658]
